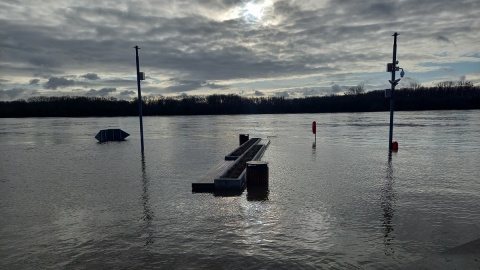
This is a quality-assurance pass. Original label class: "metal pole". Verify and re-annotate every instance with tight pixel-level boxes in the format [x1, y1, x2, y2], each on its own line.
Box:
[135, 46, 144, 154]
[388, 33, 398, 151]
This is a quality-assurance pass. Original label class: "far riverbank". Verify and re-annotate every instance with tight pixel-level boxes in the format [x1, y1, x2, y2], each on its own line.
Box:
[1, 85, 479, 118]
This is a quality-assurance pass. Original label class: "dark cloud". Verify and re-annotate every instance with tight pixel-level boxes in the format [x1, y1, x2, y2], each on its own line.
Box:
[0, 88, 27, 100]
[81, 73, 100, 80]
[463, 52, 480, 58]
[253, 90, 264, 96]
[163, 79, 205, 93]
[442, 67, 454, 73]
[29, 79, 40, 85]
[436, 35, 451, 43]
[275, 91, 289, 98]
[85, 87, 116, 96]
[331, 84, 343, 93]
[435, 52, 449, 57]
[100, 79, 135, 88]
[44, 77, 75, 90]
[280, 86, 336, 97]
[162, 79, 228, 93]
[205, 82, 228, 89]
[301, 88, 320, 97]
[0, 88, 39, 100]
[28, 56, 60, 68]
[33, 73, 53, 79]
[120, 90, 135, 95]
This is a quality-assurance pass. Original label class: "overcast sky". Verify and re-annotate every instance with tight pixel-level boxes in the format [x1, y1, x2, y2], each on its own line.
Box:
[1, 0, 479, 101]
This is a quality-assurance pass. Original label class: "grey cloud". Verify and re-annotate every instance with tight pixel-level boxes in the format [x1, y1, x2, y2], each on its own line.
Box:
[435, 52, 449, 57]
[28, 56, 60, 68]
[275, 91, 289, 98]
[120, 90, 135, 95]
[0, 88, 27, 100]
[85, 87, 116, 96]
[442, 67, 454, 73]
[205, 83, 228, 89]
[44, 77, 75, 90]
[253, 90, 264, 96]
[436, 35, 451, 43]
[163, 79, 205, 93]
[102, 79, 135, 88]
[29, 79, 40, 85]
[162, 79, 227, 93]
[284, 86, 335, 97]
[0, 88, 39, 101]
[463, 52, 480, 58]
[33, 73, 53, 79]
[301, 88, 320, 97]
[81, 73, 100, 80]
[53, 5, 334, 80]
[331, 84, 343, 93]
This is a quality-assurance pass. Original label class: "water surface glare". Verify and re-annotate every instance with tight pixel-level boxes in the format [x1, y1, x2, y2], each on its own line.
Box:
[1, 111, 480, 269]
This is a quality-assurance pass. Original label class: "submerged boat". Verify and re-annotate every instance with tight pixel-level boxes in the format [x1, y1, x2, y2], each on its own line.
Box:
[95, 129, 129, 142]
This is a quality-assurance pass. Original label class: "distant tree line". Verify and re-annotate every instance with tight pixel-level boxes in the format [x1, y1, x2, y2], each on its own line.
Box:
[1, 83, 479, 118]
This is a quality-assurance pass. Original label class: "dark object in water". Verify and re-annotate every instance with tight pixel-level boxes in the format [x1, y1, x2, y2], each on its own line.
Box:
[192, 138, 270, 193]
[95, 129, 129, 142]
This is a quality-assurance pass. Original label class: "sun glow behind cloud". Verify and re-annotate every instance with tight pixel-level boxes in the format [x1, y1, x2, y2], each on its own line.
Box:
[220, 0, 274, 25]
[244, 1, 267, 21]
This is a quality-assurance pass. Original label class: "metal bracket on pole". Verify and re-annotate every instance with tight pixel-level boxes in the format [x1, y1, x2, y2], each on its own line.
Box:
[389, 79, 401, 86]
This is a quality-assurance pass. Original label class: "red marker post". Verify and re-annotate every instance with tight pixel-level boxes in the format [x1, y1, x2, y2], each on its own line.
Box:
[312, 121, 316, 144]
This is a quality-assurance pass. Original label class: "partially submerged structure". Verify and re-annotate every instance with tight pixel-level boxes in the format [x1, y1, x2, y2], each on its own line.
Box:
[192, 136, 269, 193]
[95, 129, 129, 142]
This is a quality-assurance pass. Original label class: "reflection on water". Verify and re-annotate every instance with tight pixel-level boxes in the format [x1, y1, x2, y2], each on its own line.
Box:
[382, 153, 396, 256]
[246, 186, 269, 201]
[141, 154, 154, 246]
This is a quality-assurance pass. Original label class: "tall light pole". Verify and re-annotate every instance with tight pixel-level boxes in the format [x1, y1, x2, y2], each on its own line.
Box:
[386, 32, 404, 151]
[134, 45, 145, 154]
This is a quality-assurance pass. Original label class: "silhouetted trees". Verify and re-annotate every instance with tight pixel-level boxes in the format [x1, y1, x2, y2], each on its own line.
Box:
[345, 84, 365, 96]
[0, 96, 134, 117]
[1, 84, 479, 118]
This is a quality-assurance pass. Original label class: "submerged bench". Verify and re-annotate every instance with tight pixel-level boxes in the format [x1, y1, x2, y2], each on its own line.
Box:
[192, 138, 270, 192]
